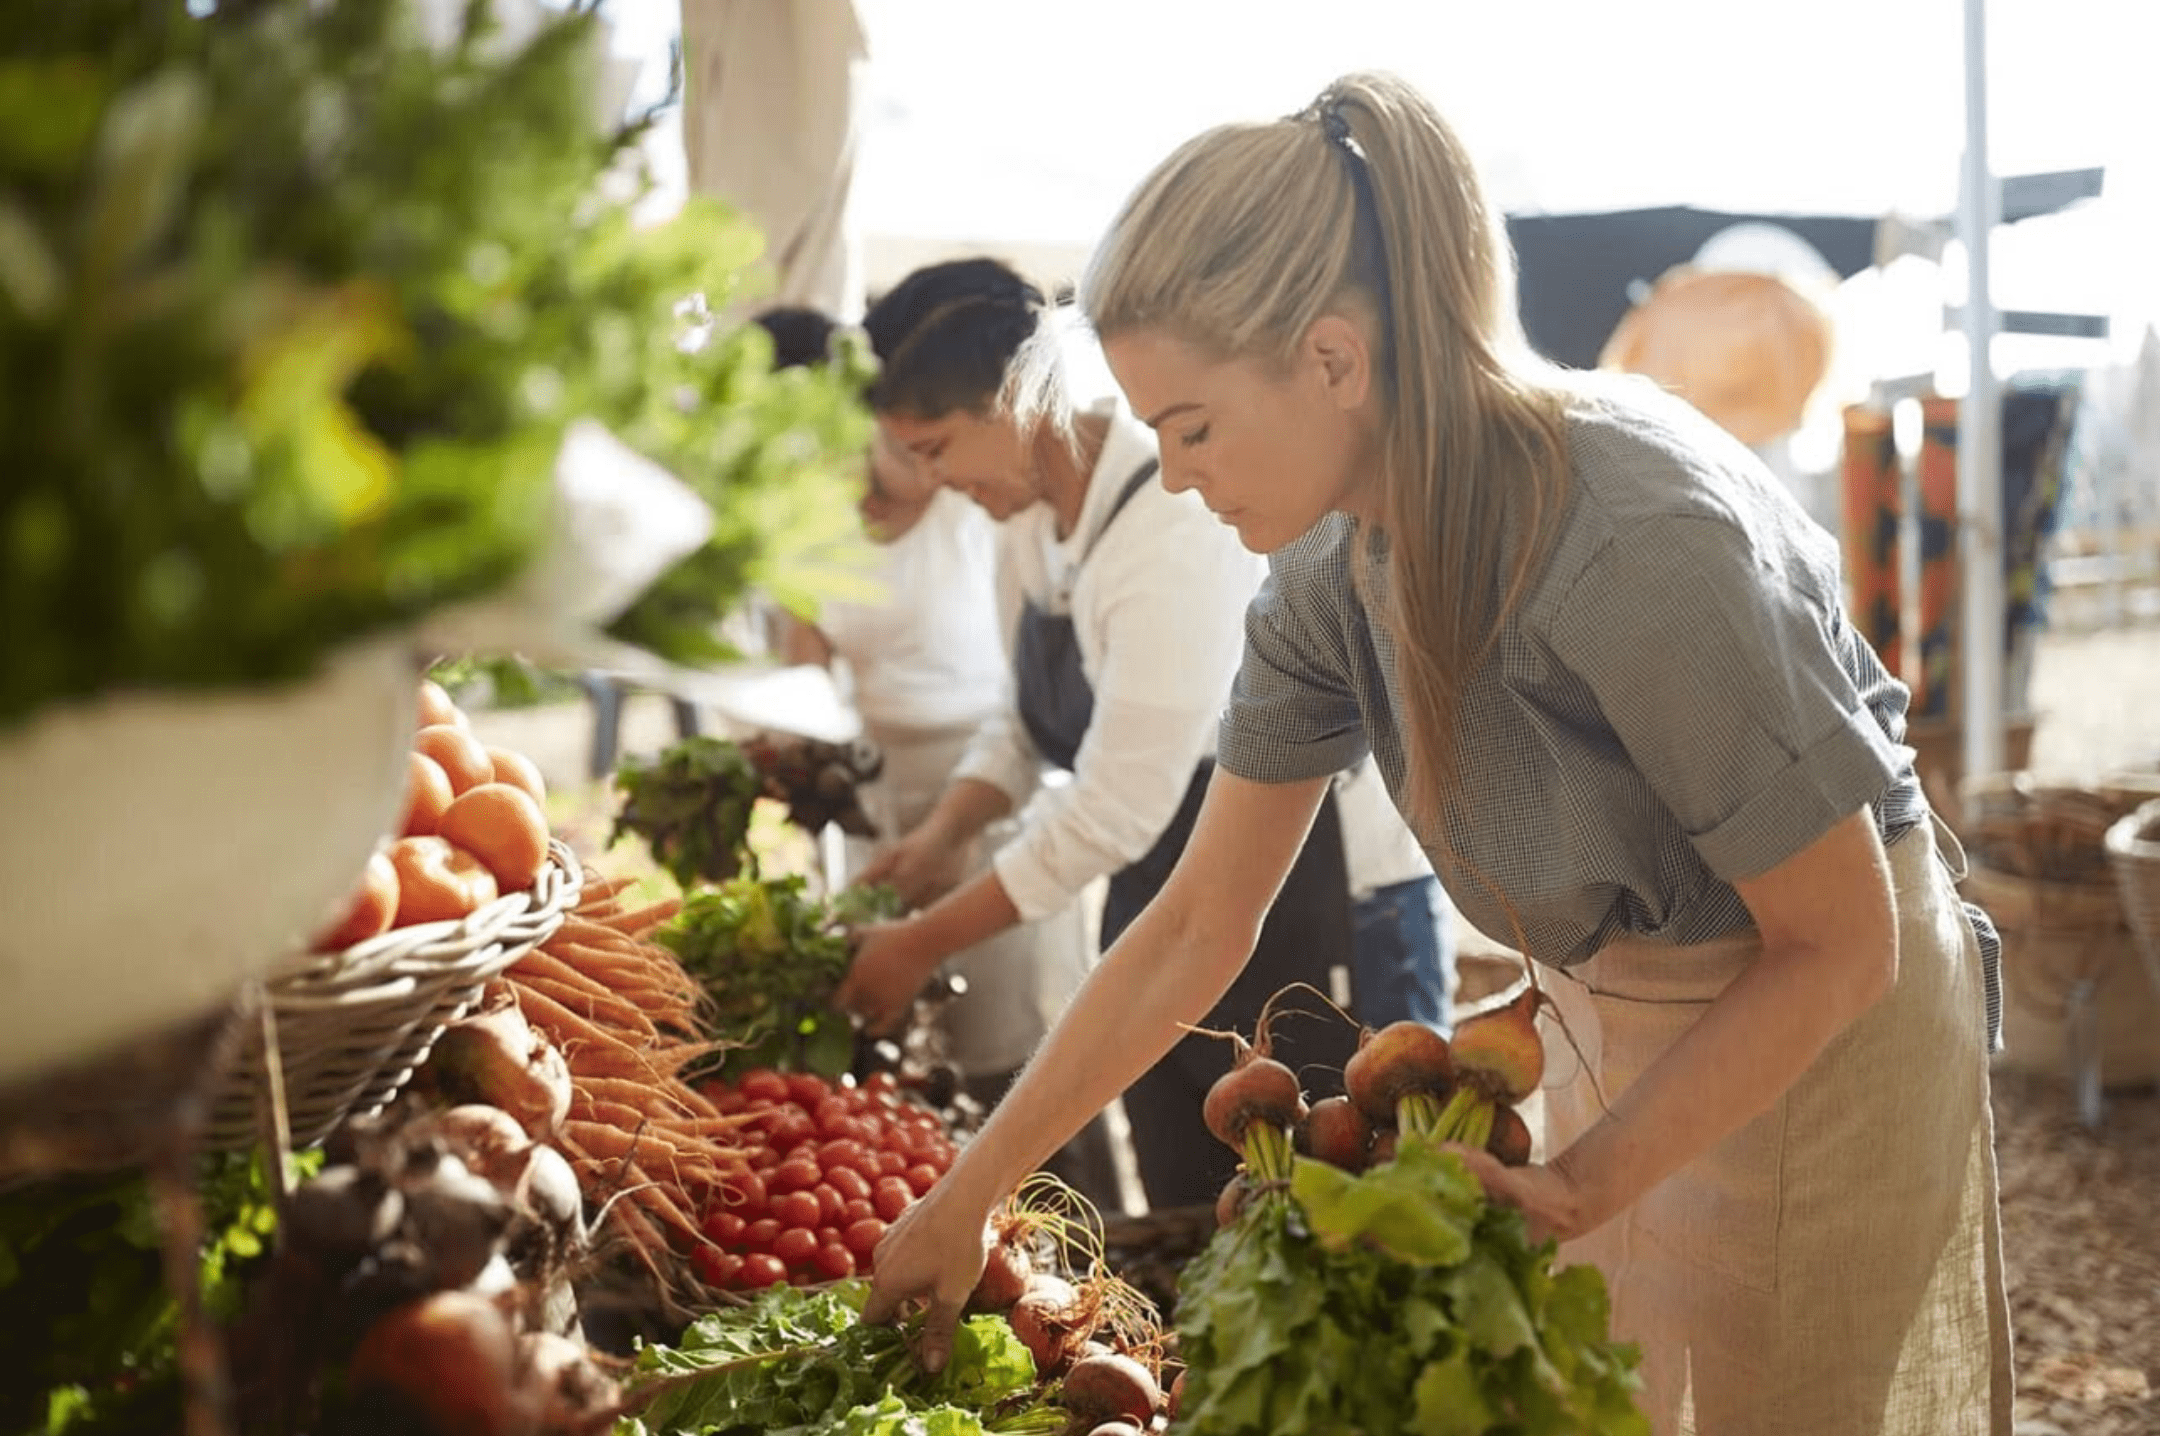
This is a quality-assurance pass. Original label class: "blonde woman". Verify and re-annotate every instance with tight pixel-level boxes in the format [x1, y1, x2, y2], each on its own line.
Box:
[858, 74, 2013, 1436]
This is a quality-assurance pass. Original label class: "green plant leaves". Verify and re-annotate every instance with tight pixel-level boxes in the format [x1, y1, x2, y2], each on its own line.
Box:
[1174, 1141, 1649, 1436]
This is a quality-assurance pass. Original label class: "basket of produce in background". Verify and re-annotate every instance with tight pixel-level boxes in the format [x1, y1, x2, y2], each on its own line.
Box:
[1959, 772, 2160, 1087]
[2104, 795, 2160, 1016]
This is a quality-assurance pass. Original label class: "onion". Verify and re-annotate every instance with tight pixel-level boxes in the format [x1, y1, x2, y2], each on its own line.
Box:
[399, 1151, 511, 1292]
[282, 1164, 402, 1260]
[347, 1290, 535, 1436]
[519, 1330, 622, 1434]
[424, 1104, 534, 1193]
[424, 1004, 572, 1139]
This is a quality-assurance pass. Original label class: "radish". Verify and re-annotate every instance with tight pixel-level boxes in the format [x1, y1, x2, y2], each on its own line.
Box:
[1060, 1351, 1162, 1428]
[1008, 1272, 1083, 1374]
[1199, 1020, 1308, 1186]
[1214, 1172, 1253, 1228]
[423, 1104, 534, 1193]
[1487, 1104, 1533, 1167]
[967, 1236, 1033, 1313]
[1295, 1094, 1374, 1171]
[1432, 985, 1545, 1150]
[1342, 1021, 1454, 1137]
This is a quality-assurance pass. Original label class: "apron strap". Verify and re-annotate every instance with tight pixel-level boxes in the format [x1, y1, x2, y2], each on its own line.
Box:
[1078, 459, 1160, 564]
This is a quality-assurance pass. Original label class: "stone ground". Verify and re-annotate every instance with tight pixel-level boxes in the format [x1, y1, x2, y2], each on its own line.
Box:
[469, 616, 2160, 1434]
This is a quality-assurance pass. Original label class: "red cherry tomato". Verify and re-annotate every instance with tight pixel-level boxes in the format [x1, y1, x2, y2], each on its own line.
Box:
[703, 1210, 747, 1247]
[773, 1226, 819, 1267]
[739, 1252, 788, 1288]
[875, 1150, 908, 1177]
[826, 1167, 873, 1203]
[814, 1242, 857, 1280]
[719, 1171, 768, 1212]
[771, 1191, 822, 1230]
[871, 1177, 912, 1222]
[692, 1246, 741, 1288]
[817, 1138, 867, 1171]
[865, 1071, 899, 1095]
[712, 1088, 749, 1116]
[841, 1197, 877, 1225]
[739, 1071, 790, 1104]
[786, 1073, 831, 1108]
[812, 1183, 846, 1225]
[743, 1218, 782, 1251]
[903, 1163, 941, 1197]
[771, 1159, 822, 1194]
[842, 1216, 888, 1258]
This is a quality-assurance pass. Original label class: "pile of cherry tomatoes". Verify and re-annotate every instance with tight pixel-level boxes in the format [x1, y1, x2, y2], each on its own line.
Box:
[691, 1069, 959, 1291]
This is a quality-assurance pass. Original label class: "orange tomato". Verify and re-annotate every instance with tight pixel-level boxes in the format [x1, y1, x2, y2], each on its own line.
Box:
[389, 836, 499, 926]
[401, 751, 456, 838]
[437, 783, 550, 892]
[485, 745, 547, 807]
[414, 723, 493, 795]
[417, 678, 468, 731]
[311, 850, 400, 951]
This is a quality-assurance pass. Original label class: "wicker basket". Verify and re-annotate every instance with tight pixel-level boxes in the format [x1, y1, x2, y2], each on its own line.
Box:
[1959, 776, 2160, 1088]
[198, 839, 583, 1150]
[2105, 798, 2160, 1026]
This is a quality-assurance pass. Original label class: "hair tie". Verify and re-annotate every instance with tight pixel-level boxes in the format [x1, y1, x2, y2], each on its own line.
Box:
[1320, 102, 1353, 148]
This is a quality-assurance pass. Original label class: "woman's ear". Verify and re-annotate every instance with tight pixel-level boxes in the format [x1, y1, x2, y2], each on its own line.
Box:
[1304, 312, 1374, 412]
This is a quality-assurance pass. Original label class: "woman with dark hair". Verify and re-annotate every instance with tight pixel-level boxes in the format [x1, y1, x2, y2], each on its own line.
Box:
[854, 77, 2011, 1435]
[752, 303, 1115, 1204]
[832, 257, 1372, 1211]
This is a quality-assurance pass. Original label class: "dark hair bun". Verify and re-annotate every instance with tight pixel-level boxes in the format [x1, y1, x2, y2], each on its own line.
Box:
[862, 257, 1044, 417]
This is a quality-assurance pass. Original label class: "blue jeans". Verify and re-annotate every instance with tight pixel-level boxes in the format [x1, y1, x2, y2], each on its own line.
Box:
[1351, 875, 1455, 1033]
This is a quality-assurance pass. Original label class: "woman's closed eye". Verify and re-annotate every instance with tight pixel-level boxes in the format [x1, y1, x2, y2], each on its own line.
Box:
[1177, 424, 1211, 449]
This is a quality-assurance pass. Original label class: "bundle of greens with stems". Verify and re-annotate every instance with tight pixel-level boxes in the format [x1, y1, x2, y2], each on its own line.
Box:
[0, 0, 874, 732]
[655, 873, 904, 1081]
[613, 736, 768, 890]
[620, 1279, 1062, 1436]
[1175, 979, 1644, 1435]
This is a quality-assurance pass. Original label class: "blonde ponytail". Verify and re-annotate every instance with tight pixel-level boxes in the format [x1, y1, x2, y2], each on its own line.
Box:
[1082, 72, 1573, 828]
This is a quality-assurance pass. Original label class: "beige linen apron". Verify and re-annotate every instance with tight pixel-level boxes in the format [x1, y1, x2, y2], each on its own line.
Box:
[1540, 816, 2015, 1435]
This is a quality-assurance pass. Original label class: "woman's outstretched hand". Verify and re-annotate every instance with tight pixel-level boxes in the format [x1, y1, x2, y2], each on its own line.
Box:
[857, 1179, 996, 1374]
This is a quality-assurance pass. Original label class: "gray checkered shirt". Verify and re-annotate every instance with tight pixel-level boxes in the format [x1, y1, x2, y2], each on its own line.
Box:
[1218, 388, 2002, 1040]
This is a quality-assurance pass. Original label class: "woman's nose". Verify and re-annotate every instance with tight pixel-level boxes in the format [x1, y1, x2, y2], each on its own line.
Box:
[1157, 455, 1197, 494]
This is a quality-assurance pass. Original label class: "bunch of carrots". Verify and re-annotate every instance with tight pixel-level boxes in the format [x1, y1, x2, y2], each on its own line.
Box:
[489, 874, 752, 1300]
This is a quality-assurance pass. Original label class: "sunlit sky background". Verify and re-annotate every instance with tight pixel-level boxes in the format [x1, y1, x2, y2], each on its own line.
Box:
[592, 0, 2158, 343]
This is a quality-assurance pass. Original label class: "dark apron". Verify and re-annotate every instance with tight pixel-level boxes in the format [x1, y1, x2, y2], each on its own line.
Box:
[1014, 462, 1358, 1210]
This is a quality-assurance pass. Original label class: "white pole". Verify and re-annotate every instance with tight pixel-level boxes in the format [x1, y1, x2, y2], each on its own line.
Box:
[1959, 0, 2006, 781]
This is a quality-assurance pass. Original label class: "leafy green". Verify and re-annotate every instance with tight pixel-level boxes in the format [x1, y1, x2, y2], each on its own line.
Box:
[620, 1280, 1053, 1436]
[0, 1147, 321, 1436]
[1173, 1140, 1647, 1435]
[657, 873, 892, 1080]
[0, 0, 873, 729]
[614, 736, 765, 889]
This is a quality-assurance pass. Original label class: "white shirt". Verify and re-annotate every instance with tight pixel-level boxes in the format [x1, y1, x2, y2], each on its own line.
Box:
[1335, 757, 1434, 897]
[956, 404, 1262, 922]
[818, 489, 1008, 733]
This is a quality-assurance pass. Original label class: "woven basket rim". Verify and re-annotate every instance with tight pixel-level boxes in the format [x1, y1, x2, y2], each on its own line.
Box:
[263, 840, 579, 998]
[2104, 798, 2160, 864]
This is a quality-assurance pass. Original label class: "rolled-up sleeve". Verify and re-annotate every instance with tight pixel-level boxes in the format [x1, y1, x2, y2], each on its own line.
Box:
[1546, 515, 1901, 880]
[1216, 544, 1370, 786]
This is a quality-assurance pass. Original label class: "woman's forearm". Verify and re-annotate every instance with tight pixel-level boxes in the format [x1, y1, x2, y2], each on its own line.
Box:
[942, 887, 1255, 1211]
[1554, 932, 1891, 1234]
[911, 869, 1023, 966]
[923, 777, 1015, 848]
